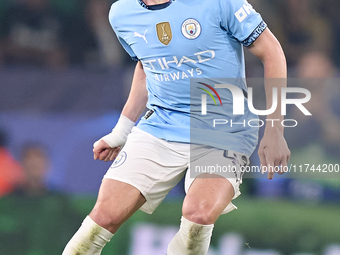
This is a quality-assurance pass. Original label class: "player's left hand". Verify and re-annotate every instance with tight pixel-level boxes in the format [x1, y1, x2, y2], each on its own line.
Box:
[258, 128, 290, 179]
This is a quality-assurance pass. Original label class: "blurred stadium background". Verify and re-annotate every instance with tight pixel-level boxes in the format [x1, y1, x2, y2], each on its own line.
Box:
[0, 0, 339, 254]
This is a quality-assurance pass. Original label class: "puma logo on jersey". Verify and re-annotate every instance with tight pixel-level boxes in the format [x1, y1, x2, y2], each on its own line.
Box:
[134, 29, 148, 43]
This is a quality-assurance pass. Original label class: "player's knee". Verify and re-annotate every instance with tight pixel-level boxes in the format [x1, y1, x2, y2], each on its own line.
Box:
[90, 202, 126, 232]
[182, 201, 217, 225]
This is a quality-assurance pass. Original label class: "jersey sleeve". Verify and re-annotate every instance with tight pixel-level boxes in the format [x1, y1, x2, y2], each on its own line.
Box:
[219, 0, 267, 46]
[116, 35, 139, 62]
[108, 4, 139, 61]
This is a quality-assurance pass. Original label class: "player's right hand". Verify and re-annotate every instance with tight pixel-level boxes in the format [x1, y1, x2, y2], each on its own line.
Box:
[92, 115, 135, 162]
[92, 130, 128, 162]
[93, 139, 121, 162]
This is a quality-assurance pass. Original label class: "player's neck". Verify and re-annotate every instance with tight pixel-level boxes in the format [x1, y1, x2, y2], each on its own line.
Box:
[142, 0, 170, 6]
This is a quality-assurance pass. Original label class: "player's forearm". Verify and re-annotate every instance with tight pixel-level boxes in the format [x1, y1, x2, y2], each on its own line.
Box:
[262, 45, 287, 133]
[121, 61, 148, 122]
[249, 28, 287, 133]
[95, 62, 147, 149]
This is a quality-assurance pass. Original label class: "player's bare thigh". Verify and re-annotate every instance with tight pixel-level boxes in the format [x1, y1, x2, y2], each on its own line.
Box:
[89, 179, 146, 233]
[182, 174, 234, 225]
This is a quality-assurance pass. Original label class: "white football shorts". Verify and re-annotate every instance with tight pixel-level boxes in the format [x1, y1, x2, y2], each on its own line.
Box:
[103, 127, 249, 214]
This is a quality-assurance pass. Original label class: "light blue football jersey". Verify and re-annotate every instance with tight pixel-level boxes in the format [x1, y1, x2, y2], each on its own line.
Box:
[109, 0, 267, 156]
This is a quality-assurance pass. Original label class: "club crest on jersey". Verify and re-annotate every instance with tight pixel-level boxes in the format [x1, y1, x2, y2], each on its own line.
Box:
[110, 151, 127, 168]
[181, 18, 201, 39]
[156, 22, 172, 45]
